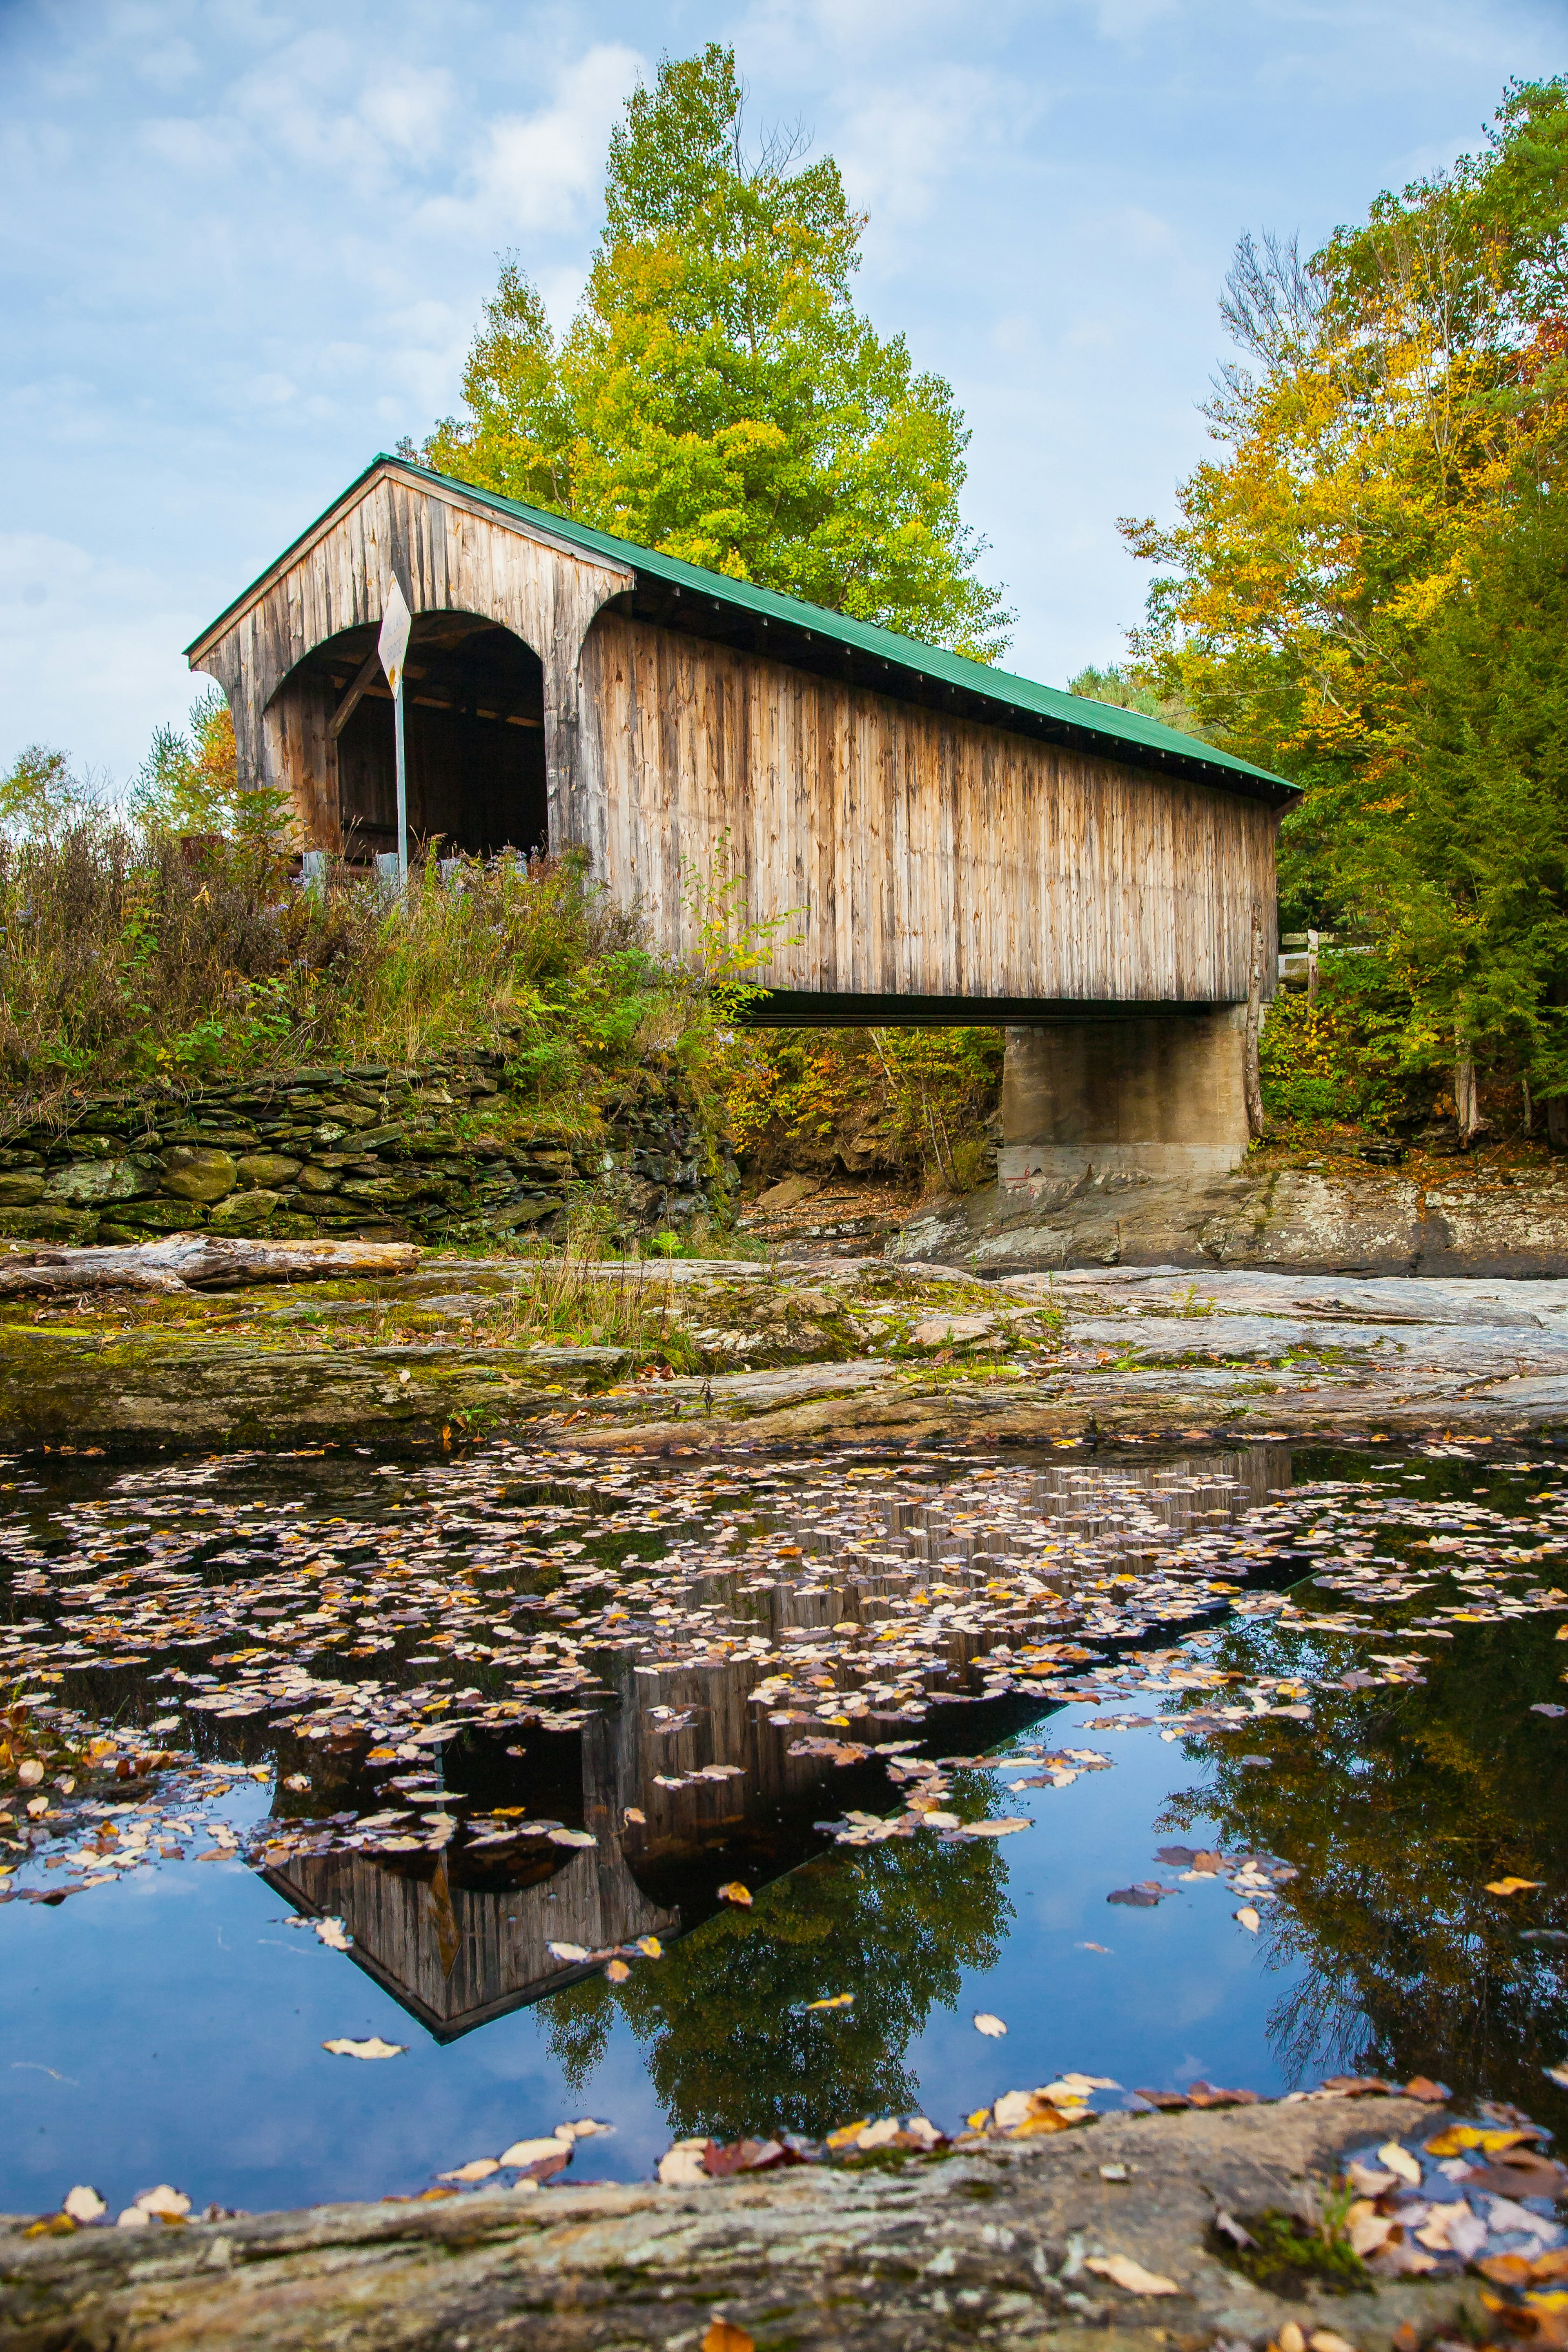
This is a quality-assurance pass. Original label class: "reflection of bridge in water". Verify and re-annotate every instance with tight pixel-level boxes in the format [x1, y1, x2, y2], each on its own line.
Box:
[265, 1447, 1287, 2041]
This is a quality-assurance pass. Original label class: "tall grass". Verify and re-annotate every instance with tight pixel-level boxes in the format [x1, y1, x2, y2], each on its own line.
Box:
[0, 818, 711, 1129]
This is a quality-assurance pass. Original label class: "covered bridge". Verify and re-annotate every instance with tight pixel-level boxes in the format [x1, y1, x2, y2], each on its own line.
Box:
[187, 455, 1294, 1182]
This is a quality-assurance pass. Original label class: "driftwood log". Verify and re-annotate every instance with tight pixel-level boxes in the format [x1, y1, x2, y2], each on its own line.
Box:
[0, 2095, 1481, 2352]
[0, 1235, 420, 1298]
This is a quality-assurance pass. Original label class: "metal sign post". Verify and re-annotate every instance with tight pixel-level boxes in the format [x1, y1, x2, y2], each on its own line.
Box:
[377, 579, 413, 886]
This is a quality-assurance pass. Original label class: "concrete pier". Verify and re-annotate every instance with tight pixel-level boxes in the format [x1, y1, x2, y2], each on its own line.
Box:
[998, 1010, 1250, 1184]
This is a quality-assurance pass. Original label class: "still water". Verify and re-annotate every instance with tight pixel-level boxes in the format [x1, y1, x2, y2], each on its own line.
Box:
[0, 1433, 1564, 2216]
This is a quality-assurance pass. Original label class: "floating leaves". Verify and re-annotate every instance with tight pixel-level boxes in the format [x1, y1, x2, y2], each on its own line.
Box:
[322, 2036, 404, 2060]
[804, 1993, 853, 2012]
[1235, 1907, 1261, 1933]
[973, 2012, 1008, 2037]
[717, 1882, 753, 1907]
[62, 2185, 105, 2222]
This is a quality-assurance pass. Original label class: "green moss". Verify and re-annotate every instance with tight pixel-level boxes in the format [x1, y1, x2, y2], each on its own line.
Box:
[1211, 2205, 1371, 2296]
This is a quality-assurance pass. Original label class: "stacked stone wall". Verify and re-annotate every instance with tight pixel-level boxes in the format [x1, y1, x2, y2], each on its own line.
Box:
[0, 1055, 734, 1249]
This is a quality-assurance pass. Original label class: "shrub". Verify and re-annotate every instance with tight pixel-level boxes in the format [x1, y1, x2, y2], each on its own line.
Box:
[0, 818, 715, 1135]
[726, 1024, 1004, 1189]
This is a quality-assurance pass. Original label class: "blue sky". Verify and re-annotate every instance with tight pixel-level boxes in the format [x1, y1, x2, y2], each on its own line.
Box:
[2, 0, 1563, 782]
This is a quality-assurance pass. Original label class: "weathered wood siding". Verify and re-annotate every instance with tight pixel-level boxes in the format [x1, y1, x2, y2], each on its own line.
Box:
[189, 472, 631, 855]
[191, 465, 1279, 1006]
[578, 612, 1278, 1003]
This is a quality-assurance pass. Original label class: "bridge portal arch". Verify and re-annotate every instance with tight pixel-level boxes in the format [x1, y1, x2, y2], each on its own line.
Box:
[264, 611, 548, 860]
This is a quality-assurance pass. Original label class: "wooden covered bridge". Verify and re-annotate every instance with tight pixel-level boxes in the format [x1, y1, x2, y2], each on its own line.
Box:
[187, 456, 1293, 1181]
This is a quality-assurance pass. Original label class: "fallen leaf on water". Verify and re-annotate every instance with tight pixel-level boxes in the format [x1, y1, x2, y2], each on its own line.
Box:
[554, 2119, 613, 2142]
[1235, 1907, 1261, 1933]
[973, 2012, 1008, 2037]
[322, 2037, 404, 2060]
[1546, 2064, 1568, 2090]
[1424, 2124, 1535, 2158]
[439, 2159, 501, 2183]
[498, 2138, 570, 2167]
[805, 1993, 854, 2011]
[1486, 1877, 1543, 1895]
[546, 1941, 589, 1963]
[130, 2185, 190, 2218]
[960, 1817, 1031, 1838]
[1377, 2141, 1424, 2186]
[636, 1936, 663, 1958]
[717, 1882, 753, 1907]
[1309, 2332, 1359, 2352]
[658, 2140, 713, 2186]
[547, 1829, 596, 1849]
[282, 1774, 310, 1792]
[701, 2321, 754, 2352]
[314, 1916, 352, 1951]
[624, 1807, 646, 1824]
[1084, 2253, 1180, 2295]
[1078, 1942, 1111, 1953]
[605, 1958, 631, 1982]
[62, 2186, 105, 2223]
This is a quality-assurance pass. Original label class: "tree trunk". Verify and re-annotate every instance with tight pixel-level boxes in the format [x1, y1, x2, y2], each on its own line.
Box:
[1243, 902, 1266, 1140]
[0, 1234, 420, 1299]
[1548, 1096, 1568, 1153]
[1454, 1040, 1480, 1148]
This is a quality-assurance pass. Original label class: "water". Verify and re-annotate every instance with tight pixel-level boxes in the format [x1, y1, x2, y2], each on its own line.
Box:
[1, 1433, 1565, 2217]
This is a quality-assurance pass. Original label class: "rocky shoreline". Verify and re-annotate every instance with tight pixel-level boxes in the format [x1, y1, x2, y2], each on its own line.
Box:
[895, 1149, 1568, 1280]
[11, 1250, 1568, 1456]
[0, 2091, 1520, 2351]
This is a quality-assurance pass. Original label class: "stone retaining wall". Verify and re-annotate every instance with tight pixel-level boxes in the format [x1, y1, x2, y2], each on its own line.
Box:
[0, 1056, 735, 1250]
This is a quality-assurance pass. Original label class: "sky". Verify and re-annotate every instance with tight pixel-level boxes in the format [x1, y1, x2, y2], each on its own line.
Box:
[1, 0, 1564, 784]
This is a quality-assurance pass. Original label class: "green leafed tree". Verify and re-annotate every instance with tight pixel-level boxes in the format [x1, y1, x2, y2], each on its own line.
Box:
[419, 45, 1010, 659]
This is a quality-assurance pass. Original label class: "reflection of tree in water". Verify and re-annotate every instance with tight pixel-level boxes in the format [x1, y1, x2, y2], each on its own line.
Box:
[545, 1823, 1010, 2142]
[1158, 1612, 1568, 2130]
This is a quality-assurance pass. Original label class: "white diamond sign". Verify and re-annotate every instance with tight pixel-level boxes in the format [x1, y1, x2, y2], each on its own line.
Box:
[377, 578, 412, 695]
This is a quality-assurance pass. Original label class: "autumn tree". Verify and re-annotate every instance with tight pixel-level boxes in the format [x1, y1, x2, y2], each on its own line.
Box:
[1124, 80, 1568, 1127]
[419, 45, 1009, 657]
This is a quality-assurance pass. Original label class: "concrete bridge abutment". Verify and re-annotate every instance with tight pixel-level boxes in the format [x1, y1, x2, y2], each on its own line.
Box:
[999, 1009, 1250, 1185]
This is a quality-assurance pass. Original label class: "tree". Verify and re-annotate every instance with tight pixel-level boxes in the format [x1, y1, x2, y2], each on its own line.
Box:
[1123, 78, 1568, 1117]
[132, 686, 292, 854]
[1067, 662, 1211, 742]
[420, 45, 1009, 659]
[0, 745, 97, 839]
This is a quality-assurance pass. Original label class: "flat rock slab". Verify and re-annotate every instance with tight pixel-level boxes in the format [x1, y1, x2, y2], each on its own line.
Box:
[0, 2096, 1484, 2351]
[899, 1163, 1568, 1278]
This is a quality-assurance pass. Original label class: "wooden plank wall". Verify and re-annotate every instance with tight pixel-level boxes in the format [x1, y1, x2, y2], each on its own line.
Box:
[578, 612, 1279, 1004]
[190, 472, 631, 852]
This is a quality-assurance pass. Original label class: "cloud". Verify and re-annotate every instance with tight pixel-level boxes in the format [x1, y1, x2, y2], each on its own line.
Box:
[0, 533, 208, 784]
[836, 69, 1005, 237]
[421, 44, 644, 241]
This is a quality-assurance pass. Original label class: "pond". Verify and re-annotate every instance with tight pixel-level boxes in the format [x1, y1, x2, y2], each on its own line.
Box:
[1, 1430, 1565, 2219]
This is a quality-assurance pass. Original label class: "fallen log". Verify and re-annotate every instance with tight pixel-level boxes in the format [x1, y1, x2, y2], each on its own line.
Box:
[0, 1234, 420, 1297]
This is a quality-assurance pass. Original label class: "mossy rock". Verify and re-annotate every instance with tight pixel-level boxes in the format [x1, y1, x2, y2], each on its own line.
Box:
[0, 1205, 100, 1243]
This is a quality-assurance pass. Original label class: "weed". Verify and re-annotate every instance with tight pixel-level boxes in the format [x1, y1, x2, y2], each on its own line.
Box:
[1211, 2193, 1370, 2297]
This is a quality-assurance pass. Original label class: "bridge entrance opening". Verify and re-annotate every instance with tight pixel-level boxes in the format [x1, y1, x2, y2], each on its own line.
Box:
[287, 612, 546, 861]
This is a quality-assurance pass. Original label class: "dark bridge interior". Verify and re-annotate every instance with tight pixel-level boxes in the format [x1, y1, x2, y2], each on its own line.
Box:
[301, 613, 547, 859]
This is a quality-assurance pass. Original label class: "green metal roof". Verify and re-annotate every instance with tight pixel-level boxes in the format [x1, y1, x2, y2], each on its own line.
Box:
[189, 453, 1295, 802]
